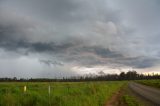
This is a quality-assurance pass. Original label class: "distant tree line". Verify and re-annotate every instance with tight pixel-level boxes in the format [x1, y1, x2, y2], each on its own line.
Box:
[0, 71, 160, 82]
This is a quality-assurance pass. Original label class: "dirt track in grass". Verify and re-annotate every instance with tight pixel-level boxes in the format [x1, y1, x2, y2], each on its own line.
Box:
[105, 87, 126, 106]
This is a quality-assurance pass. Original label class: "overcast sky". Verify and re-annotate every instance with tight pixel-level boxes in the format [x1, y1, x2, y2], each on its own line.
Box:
[0, 0, 160, 78]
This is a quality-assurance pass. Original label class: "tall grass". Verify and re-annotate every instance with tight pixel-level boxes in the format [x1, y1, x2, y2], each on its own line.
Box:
[136, 79, 160, 89]
[0, 81, 126, 106]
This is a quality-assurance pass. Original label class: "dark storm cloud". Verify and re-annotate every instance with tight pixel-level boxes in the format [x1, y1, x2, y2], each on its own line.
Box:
[8, 0, 79, 22]
[1, 37, 157, 69]
[134, 59, 157, 68]
[39, 59, 63, 66]
[0, 22, 159, 69]
[0, 0, 160, 77]
[0, 25, 24, 42]
[113, 56, 159, 69]
[0, 40, 73, 54]
[86, 46, 123, 58]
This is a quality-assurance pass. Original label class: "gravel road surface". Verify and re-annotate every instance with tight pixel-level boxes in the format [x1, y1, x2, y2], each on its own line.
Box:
[129, 82, 160, 105]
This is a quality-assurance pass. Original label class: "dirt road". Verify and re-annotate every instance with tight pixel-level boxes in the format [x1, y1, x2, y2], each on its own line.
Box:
[129, 82, 160, 105]
[105, 90, 124, 106]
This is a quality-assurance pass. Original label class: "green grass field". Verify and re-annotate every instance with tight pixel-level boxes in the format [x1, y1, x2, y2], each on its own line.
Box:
[122, 95, 141, 106]
[136, 79, 160, 89]
[0, 81, 126, 106]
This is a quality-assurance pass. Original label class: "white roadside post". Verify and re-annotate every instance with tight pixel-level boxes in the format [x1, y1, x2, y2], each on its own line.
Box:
[24, 85, 27, 93]
[48, 85, 51, 106]
[48, 85, 50, 95]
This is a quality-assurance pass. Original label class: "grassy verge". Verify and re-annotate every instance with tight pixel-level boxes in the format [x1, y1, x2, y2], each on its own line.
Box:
[0, 81, 126, 106]
[123, 94, 142, 106]
[135, 79, 160, 89]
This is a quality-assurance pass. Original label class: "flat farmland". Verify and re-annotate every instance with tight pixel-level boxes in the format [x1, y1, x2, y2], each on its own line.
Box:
[0, 81, 126, 106]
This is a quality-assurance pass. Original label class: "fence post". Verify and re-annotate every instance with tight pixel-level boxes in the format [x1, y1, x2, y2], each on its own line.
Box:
[48, 85, 50, 95]
[24, 85, 27, 93]
[48, 85, 51, 106]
